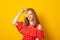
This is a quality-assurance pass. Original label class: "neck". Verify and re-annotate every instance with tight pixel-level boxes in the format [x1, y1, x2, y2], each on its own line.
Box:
[29, 21, 34, 25]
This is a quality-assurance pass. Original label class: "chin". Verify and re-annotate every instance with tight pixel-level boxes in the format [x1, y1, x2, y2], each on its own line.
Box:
[29, 19, 33, 21]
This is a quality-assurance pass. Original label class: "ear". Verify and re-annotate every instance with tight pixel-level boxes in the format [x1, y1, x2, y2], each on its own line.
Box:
[37, 24, 42, 30]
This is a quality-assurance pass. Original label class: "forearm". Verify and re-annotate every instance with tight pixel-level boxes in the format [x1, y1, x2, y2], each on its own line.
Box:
[12, 11, 22, 25]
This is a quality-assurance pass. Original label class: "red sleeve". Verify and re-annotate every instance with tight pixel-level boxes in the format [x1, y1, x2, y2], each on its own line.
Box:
[37, 29, 44, 39]
[16, 22, 23, 31]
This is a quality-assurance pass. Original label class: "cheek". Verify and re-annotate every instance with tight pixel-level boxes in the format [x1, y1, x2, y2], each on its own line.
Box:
[31, 16, 33, 19]
[31, 15, 33, 19]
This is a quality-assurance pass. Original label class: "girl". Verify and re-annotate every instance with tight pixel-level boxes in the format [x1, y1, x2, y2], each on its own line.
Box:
[12, 8, 44, 40]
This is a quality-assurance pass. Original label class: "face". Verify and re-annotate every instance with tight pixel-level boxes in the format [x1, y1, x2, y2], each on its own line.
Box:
[27, 10, 34, 21]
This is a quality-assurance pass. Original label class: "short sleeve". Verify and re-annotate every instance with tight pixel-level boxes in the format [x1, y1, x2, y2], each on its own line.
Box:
[36, 29, 44, 39]
[16, 22, 23, 31]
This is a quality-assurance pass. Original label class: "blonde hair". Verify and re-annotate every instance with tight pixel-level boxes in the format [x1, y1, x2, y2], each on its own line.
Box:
[23, 8, 40, 27]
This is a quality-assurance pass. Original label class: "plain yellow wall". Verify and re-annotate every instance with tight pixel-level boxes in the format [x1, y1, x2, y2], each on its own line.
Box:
[0, 0, 60, 40]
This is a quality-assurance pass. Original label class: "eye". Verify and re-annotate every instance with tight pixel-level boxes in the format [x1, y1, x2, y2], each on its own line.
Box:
[28, 13, 31, 15]
[30, 15, 33, 16]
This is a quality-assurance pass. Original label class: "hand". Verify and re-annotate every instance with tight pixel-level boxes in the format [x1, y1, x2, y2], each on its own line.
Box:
[19, 8, 27, 13]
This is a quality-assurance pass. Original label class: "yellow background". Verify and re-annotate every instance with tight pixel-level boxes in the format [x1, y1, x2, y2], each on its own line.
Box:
[0, 0, 60, 40]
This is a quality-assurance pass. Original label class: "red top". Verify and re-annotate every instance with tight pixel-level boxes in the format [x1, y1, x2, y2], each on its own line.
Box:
[16, 22, 44, 40]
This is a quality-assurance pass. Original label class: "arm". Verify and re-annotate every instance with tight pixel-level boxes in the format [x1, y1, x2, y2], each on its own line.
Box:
[36, 38, 39, 40]
[36, 24, 44, 40]
[35, 38, 44, 40]
[12, 9, 26, 26]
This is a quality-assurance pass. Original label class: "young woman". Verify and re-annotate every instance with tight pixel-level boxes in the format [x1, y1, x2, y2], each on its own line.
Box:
[12, 8, 44, 40]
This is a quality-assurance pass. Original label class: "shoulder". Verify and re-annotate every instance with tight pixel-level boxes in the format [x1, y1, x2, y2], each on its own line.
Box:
[37, 24, 42, 30]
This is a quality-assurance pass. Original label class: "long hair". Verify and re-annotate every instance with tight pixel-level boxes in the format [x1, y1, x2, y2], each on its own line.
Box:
[23, 8, 40, 27]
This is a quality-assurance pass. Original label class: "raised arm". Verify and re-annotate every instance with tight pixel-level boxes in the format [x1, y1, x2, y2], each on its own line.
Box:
[12, 9, 26, 26]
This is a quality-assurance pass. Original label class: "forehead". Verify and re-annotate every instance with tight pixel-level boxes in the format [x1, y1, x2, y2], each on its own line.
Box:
[27, 10, 32, 15]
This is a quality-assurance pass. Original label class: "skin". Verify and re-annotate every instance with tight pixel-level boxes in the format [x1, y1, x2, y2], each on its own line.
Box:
[26, 10, 34, 25]
[26, 10, 43, 40]
[12, 8, 43, 40]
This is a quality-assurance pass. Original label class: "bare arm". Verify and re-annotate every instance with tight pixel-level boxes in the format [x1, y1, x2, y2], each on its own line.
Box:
[36, 24, 44, 40]
[12, 9, 26, 26]
[36, 38, 44, 40]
